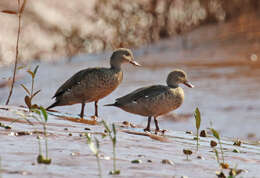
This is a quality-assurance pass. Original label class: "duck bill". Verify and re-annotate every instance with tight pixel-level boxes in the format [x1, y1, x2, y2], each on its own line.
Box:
[129, 60, 141, 66]
[184, 81, 194, 88]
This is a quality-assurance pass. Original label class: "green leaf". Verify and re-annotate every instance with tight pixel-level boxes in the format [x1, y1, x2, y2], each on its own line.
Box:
[112, 123, 116, 135]
[86, 133, 97, 154]
[33, 65, 39, 76]
[194, 107, 201, 130]
[20, 84, 30, 95]
[94, 137, 100, 149]
[27, 70, 35, 79]
[112, 137, 116, 144]
[32, 109, 41, 116]
[17, 65, 26, 70]
[210, 128, 220, 140]
[39, 106, 48, 122]
[86, 133, 92, 144]
[102, 120, 111, 134]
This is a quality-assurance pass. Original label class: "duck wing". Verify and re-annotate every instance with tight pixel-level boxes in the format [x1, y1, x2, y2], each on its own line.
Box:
[53, 68, 99, 98]
[115, 85, 168, 105]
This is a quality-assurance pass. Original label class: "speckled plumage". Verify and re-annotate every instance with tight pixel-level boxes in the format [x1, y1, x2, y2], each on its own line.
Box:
[47, 48, 140, 118]
[106, 69, 193, 132]
[53, 68, 123, 105]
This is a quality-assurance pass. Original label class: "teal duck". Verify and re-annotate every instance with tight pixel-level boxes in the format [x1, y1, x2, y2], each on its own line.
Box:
[47, 48, 140, 118]
[105, 69, 193, 132]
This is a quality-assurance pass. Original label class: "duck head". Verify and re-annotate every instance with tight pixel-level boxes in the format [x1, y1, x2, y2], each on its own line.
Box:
[110, 48, 141, 69]
[166, 69, 194, 88]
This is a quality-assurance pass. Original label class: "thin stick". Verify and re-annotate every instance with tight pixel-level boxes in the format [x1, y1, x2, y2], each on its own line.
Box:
[5, 0, 23, 105]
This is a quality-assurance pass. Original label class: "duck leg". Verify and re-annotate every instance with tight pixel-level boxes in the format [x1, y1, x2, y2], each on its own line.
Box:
[95, 101, 98, 117]
[144, 116, 151, 132]
[154, 117, 160, 133]
[80, 102, 85, 119]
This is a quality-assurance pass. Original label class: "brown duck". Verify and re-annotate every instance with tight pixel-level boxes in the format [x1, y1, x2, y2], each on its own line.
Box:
[105, 69, 193, 132]
[47, 48, 140, 118]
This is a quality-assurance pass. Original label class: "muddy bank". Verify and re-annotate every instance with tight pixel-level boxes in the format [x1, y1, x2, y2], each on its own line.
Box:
[0, 105, 260, 178]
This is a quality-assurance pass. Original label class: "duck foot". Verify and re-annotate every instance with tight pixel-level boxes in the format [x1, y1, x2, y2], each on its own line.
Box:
[90, 115, 98, 121]
[144, 128, 151, 132]
[155, 129, 167, 135]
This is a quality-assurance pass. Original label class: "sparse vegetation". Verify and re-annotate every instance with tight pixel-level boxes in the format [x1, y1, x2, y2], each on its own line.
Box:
[102, 120, 120, 175]
[86, 133, 102, 178]
[183, 149, 192, 161]
[21, 65, 41, 110]
[32, 107, 51, 164]
[210, 128, 226, 168]
[194, 107, 201, 151]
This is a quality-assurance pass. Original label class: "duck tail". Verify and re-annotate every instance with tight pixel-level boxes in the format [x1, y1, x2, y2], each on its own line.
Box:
[104, 103, 116, 107]
[104, 102, 121, 107]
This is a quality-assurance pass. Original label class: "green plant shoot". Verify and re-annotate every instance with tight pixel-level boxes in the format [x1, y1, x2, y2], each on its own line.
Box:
[86, 133, 102, 178]
[32, 106, 51, 164]
[194, 107, 201, 151]
[21, 65, 41, 110]
[210, 128, 224, 164]
[102, 120, 120, 175]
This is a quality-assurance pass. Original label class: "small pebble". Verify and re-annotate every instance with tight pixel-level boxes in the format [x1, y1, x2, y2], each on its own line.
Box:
[137, 154, 145, 158]
[185, 131, 192, 134]
[183, 149, 192, 155]
[71, 152, 80, 156]
[122, 121, 129, 126]
[131, 159, 142, 164]
[210, 140, 217, 147]
[130, 123, 136, 128]
[181, 176, 188, 178]
[68, 133, 72, 136]
[64, 128, 68, 131]
[232, 148, 240, 153]
[233, 139, 242, 146]
[16, 131, 31, 136]
[84, 127, 91, 130]
[197, 155, 205, 160]
[220, 163, 229, 169]
[200, 130, 207, 137]
[4, 126, 12, 129]
[161, 159, 174, 165]
[147, 159, 152, 163]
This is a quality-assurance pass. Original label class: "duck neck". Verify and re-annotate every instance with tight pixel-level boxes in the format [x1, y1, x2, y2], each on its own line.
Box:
[168, 83, 179, 88]
[110, 58, 122, 70]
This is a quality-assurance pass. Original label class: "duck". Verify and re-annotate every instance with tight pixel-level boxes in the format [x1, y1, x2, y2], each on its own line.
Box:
[47, 48, 141, 118]
[105, 69, 193, 132]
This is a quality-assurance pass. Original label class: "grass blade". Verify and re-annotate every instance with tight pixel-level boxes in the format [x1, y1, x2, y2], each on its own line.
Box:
[210, 128, 220, 140]
[194, 107, 201, 130]
[39, 107, 48, 122]
[32, 89, 41, 98]
[33, 65, 39, 76]
[20, 84, 30, 95]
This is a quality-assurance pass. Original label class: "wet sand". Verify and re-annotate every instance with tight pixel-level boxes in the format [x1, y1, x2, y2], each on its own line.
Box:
[0, 14, 260, 177]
